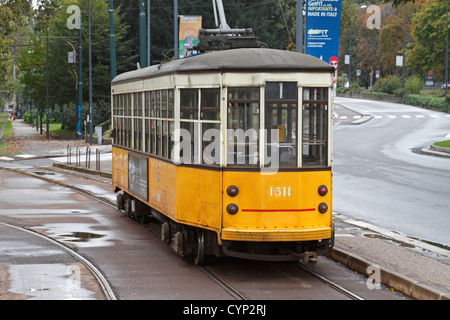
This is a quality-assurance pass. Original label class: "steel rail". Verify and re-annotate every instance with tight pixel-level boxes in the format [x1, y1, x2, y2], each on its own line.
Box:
[0, 222, 117, 300]
[297, 263, 365, 300]
[196, 265, 247, 300]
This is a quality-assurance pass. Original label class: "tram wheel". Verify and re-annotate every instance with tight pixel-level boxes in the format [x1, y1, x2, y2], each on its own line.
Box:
[194, 230, 205, 266]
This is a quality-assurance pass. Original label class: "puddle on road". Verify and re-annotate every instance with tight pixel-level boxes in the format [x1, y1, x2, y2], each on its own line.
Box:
[33, 171, 56, 176]
[73, 184, 116, 202]
[60, 232, 105, 243]
[33, 223, 114, 248]
[7, 263, 98, 300]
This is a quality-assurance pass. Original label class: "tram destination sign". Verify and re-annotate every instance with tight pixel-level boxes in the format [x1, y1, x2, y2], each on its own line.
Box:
[305, 0, 342, 66]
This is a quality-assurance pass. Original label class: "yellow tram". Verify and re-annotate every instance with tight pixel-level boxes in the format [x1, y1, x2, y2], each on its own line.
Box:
[111, 48, 334, 264]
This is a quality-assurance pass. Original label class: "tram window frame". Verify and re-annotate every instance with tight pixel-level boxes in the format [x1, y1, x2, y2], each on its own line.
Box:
[180, 89, 199, 120]
[145, 118, 150, 153]
[180, 121, 200, 164]
[226, 87, 260, 167]
[265, 82, 298, 168]
[302, 87, 328, 167]
[179, 88, 221, 166]
[145, 92, 151, 117]
[140, 89, 175, 159]
[201, 88, 220, 121]
[133, 92, 143, 151]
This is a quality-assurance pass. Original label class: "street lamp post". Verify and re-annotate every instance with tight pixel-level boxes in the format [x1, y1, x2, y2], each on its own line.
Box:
[46, 30, 49, 139]
[76, 21, 82, 140]
[174, 0, 178, 60]
[147, 0, 151, 65]
[445, 0, 448, 97]
[109, 0, 117, 80]
[296, 0, 303, 53]
[139, 0, 147, 68]
[88, 0, 93, 144]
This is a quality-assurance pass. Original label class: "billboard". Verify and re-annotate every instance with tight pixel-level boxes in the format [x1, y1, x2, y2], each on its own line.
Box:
[179, 15, 202, 58]
[305, 0, 342, 83]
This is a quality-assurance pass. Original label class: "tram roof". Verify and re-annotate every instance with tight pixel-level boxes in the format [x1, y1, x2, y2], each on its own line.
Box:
[112, 48, 334, 84]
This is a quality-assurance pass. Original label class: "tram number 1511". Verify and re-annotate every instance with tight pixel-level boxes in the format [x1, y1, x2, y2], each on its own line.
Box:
[269, 187, 291, 197]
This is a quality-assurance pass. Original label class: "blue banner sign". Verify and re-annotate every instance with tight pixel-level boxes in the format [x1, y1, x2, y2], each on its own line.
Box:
[305, 0, 342, 67]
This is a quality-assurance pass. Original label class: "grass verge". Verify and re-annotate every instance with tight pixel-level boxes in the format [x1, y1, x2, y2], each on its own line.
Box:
[434, 140, 450, 148]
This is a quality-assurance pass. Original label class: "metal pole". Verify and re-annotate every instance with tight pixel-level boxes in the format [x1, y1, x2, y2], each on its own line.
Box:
[215, 0, 230, 29]
[174, 0, 178, 60]
[76, 23, 82, 140]
[109, 0, 117, 79]
[147, 0, 151, 65]
[31, 100, 34, 128]
[139, 0, 147, 67]
[402, 4, 406, 87]
[296, 0, 303, 53]
[46, 30, 49, 139]
[445, 0, 448, 97]
[349, 26, 352, 84]
[88, 0, 93, 144]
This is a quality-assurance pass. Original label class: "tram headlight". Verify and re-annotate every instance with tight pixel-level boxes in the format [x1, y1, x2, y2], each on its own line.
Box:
[318, 202, 328, 214]
[226, 203, 239, 215]
[318, 185, 328, 196]
[227, 185, 239, 197]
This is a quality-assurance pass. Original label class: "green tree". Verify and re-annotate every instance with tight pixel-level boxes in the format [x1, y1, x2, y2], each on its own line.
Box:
[406, 0, 447, 78]
[16, 0, 131, 130]
[0, 0, 33, 83]
[116, 0, 294, 68]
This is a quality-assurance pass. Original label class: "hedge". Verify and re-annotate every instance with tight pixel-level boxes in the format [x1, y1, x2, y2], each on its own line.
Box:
[403, 94, 450, 113]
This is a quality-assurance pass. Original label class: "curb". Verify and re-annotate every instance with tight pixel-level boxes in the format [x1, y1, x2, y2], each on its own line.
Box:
[333, 107, 373, 125]
[351, 115, 372, 125]
[328, 247, 450, 300]
[429, 144, 450, 154]
[421, 146, 450, 158]
[53, 162, 112, 178]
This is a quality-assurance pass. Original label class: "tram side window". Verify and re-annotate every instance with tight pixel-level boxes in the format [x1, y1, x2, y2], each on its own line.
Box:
[181, 89, 198, 120]
[201, 89, 220, 165]
[302, 87, 328, 167]
[180, 121, 199, 164]
[142, 89, 175, 159]
[265, 82, 298, 167]
[168, 90, 174, 118]
[201, 89, 220, 121]
[227, 87, 260, 167]
[179, 88, 220, 165]
[133, 92, 143, 151]
[145, 92, 151, 117]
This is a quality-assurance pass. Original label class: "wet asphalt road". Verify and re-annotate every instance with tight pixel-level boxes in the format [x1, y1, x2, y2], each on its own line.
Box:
[0, 222, 104, 300]
[0, 167, 410, 301]
[333, 97, 450, 247]
[0, 169, 234, 300]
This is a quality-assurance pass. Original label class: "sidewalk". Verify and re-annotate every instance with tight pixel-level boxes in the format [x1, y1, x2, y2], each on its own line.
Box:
[3, 119, 450, 300]
[1, 120, 111, 169]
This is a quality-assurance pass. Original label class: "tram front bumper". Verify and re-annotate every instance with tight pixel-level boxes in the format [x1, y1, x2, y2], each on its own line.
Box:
[221, 226, 332, 242]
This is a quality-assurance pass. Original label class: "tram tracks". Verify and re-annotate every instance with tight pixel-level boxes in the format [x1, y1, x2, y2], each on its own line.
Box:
[297, 264, 365, 300]
[11, 166, 366, 300]
[0, 222, 116, 300]
[144, 215, 364, 300]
